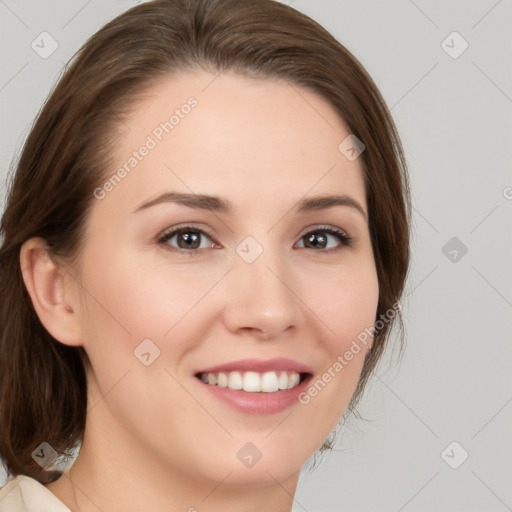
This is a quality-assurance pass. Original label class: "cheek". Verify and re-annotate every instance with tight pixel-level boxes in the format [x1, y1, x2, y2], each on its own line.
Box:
[78, 248, 226, 380]
[310, 257, 380, 353]
[297, 258, 379, 425]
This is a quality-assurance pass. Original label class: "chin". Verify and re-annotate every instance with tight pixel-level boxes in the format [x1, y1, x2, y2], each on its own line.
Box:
[206, 439, 311, 488]
[216, 460, 303, 489]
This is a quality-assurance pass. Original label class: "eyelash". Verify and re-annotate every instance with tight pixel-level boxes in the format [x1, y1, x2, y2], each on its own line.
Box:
[157, 224, 353, 256]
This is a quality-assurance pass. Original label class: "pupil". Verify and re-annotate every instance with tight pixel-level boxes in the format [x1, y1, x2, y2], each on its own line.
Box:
[306, 232, 326, 249]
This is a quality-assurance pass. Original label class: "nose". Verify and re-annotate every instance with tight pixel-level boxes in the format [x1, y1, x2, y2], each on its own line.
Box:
[222, 249, 301, 341]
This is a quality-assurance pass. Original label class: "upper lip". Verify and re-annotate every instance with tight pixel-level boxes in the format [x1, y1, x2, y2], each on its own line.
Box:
[195, 357, 313, 375]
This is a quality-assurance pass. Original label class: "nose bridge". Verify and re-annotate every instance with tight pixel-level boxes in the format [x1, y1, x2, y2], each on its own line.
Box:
[223, 237, 300, 338]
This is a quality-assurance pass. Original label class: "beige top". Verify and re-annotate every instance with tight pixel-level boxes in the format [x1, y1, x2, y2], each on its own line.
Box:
[0, 475, 70, 512]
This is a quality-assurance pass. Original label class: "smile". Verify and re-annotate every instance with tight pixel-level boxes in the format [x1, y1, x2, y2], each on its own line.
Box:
[193, 357, 314, 414]
[197, 370, 304, 393]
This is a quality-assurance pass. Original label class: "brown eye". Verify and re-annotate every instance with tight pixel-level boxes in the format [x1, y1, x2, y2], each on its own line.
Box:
[158, 226, 219, 254]
[296, 227, 353, 251]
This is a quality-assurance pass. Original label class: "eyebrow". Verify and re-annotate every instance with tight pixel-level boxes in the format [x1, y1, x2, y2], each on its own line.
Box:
[132, 191, 367, 221]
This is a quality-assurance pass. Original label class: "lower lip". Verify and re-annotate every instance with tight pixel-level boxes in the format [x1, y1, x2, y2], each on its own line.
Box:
[197, 376, 312, 415]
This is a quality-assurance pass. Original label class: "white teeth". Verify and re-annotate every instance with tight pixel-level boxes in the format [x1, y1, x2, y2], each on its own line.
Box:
[261, 371, 279, 392]
[228, 371, 243, 390]
[217, 372, 228, 388]
[288, 372, 300, 388]
[277, 371, 288, 390]
[199, 370, 302, 393]
[243, 371, 261, 392]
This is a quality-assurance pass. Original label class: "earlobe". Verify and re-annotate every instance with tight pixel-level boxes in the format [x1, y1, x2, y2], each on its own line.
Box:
[19, 237, 83, 347]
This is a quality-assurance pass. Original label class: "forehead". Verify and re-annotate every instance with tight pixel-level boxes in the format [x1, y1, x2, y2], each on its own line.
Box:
[97, 69, 367, 215]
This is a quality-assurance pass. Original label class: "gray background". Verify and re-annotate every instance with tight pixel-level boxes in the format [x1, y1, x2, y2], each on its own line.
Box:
[1, 1, 511, 511]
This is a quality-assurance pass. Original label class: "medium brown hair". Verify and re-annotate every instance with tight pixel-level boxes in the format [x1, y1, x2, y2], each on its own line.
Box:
[0, 0, 410, 484]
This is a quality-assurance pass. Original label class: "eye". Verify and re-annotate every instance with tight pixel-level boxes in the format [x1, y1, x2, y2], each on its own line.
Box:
[158, 225, 220, 255]
[157, 224, 353, 256]
[295, 226, 353, 252]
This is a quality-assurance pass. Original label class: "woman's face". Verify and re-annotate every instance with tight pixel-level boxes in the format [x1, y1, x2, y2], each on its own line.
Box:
[73, 70, 379, 487]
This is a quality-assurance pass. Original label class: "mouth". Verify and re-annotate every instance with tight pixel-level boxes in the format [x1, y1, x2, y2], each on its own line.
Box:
[195, 370, 310, 393]
[193, 358, 313, 414]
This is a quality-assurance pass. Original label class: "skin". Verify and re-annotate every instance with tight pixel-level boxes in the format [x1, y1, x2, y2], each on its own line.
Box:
[20, 69, 379, 512]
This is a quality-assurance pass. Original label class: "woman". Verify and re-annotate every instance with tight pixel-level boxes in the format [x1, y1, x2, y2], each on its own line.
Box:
[0, 0, 410, 510]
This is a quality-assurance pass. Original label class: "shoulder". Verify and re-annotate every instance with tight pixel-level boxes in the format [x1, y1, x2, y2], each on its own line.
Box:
[0, 475, 71, 512]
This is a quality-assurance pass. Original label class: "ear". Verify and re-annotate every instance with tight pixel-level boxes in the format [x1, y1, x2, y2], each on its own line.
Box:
[19, 237, 83, 347]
